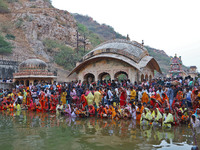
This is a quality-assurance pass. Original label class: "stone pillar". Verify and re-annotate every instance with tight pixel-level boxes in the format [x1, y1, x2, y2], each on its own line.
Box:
[110, 72, 115, 81]
[29, 79, 34, 86]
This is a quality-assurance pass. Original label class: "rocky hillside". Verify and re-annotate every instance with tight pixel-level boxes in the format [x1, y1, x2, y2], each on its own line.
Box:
[145, 46, 171, 74]
[0, 0, 90, 81]
[0, 0, 80, 61]
[73, 14, 175, 74]
[0, 0, 181, 79]
[74, 14, 126, 42]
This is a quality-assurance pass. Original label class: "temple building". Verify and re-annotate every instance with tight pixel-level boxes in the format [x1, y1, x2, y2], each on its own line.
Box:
[187, 66, 198, 79]
[13, 59, 56, 86]
[168, 54, 198, 79]
[68, 39, 162, 83]
[169, 54, 185, 78]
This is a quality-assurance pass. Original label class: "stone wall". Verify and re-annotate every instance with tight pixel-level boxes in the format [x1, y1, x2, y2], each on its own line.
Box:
[0, 82, 14, 89]
[77, 58, 138, 83]
[0, 60, 19, 79]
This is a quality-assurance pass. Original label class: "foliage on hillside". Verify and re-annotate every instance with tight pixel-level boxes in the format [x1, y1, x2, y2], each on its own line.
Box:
[43, 39, 87, 70]
[145, 46, 170, 74]
[0, 33, 12, 54]
[0, 0, 10, 13]
[74, 14, 126, 41]
[77, 23, 102, 47]
[73, 14, 175, 74]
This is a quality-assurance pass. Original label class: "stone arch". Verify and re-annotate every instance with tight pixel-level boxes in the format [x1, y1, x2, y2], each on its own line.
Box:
[84, 73, 95, 84]
[20, 80, 24, 85]
[149, 75, 152, 81]
[15, 80, 19, 85]
[34, 80, 39, 85]
[25, 80, 29, 87]
[145, 74, 148, 81]
[98, 72, 111, 81]
[114, 71, 128, 81]
[141, 74, 144, 82]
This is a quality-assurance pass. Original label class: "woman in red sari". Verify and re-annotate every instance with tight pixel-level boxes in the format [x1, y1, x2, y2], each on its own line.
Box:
[120, 87, 127, 107]
[176, 88, 183, 106]
[80, 94, 88, 108]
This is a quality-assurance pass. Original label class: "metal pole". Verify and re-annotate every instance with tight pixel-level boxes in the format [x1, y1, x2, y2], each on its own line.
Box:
[83, 34, 86, 53]
[48, 96, 50, 112]
[76, 30, 79, 54]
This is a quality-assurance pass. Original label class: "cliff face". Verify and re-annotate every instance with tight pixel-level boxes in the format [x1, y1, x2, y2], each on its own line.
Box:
[0, 0, 78, 62]
[74, 14, 126, 41]
[0, 0, 179, 79]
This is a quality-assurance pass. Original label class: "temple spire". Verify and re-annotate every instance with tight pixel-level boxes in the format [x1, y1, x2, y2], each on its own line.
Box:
[126, 34, 130, 41]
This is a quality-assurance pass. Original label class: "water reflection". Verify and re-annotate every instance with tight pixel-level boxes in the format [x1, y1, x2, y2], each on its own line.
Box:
[0, 111, 199, 150]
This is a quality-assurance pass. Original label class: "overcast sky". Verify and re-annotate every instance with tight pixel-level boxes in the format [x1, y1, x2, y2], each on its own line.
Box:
[52, 0, 200, 71]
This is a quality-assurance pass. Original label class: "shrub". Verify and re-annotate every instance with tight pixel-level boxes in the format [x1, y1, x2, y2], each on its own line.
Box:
[0, 34, 12, 53]
[1, 22, 13, 33]
[25, 15, 33, 22]
[77, 23, 102, 47]
[6, 0, 18, 3]
[43, 39, 60, 52]
[0, 0, 10, 13]
[1, 24, 9, 33]
[15, 18, 23, 28]
[5, 34, 15, 40]
[43, 39, 87, 70]
[30, 5, 36, 8]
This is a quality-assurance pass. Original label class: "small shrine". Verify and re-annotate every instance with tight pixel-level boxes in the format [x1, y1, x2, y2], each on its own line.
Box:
[169, 54, 184, 78]
[13, 59, 56, 86]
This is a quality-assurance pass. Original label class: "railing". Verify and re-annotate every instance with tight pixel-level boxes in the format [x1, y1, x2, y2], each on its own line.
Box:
[13, 71, 54, 76]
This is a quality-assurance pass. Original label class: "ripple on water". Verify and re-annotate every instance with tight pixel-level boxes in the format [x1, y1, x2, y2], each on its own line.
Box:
[0, 111, 199, 150]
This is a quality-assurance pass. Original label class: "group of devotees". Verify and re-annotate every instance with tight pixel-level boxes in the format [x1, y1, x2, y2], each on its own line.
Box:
[0, 77, 200, 129]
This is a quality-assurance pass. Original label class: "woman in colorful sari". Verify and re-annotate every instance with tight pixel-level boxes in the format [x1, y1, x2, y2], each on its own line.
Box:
[64, 104, 71, 116]
[162, 108, 174, 128]
[136, 103, 144, 121]
[141, 92, 149, 104]
[191, 88, 198, 110]
[176, 88, 184, 106]
[179, 103, 189, 124]
[70, 87, 79, 105]
[120, 87, 127, 107]
[88, 105, 95, 117]
[190, 114, 200, 128]
[61, 90, 67, 105]
[152, 108, 162, 126]
[80, 94, 88, 108]
[22, 89, 27, 104]
[194, 108, 200, 119]
[86, 92, 94, 106]
[140, 107, 150, 126]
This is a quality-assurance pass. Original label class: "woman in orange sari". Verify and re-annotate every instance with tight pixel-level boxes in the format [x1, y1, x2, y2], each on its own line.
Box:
[156, 93, 162, 106]
[176, 88, 183, 106]
[26, 90, 31, 105]
[141, 92, 149, 104]
[136, 103, 144, 121]
[80, 94, 88, 108]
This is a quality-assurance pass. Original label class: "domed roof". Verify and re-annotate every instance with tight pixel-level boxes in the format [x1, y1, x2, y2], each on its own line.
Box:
[83, 39, 149, 63]
[19, 59, 47, 70]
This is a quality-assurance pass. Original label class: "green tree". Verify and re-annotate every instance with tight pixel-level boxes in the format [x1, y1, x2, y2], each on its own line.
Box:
[0, 0, 9, 13]
[43, 39, 87, 70]
[0, 34, 12, 53]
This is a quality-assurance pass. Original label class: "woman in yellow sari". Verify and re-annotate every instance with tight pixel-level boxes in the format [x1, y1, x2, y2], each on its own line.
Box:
[61, 90, 67, 104]
[86, 92, 94, 106]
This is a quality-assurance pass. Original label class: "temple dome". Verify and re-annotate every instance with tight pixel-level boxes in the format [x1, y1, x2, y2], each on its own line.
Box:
[19, 59, 47, 71]
[83, 39, 149, 63]
[68, 39, 162, 77]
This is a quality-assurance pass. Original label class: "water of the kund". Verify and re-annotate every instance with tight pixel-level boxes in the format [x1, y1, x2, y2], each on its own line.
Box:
[0, 111, 199, 150]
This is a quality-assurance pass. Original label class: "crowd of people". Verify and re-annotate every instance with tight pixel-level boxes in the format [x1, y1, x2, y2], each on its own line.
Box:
[0, 77, 200, 129]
